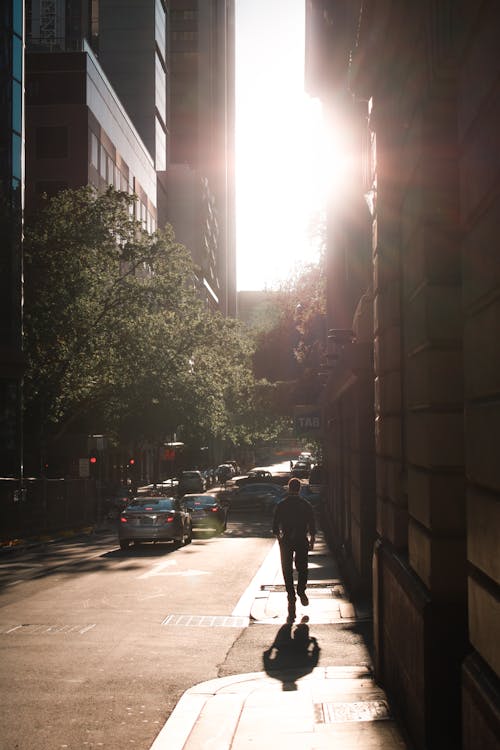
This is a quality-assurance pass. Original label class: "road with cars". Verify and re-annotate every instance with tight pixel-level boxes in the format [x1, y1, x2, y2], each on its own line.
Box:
[0, 513, 275, 750]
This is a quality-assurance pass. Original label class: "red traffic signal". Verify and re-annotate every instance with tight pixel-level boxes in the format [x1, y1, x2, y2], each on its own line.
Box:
[89, 456, 97, 464]
[129, 458, 135, 466]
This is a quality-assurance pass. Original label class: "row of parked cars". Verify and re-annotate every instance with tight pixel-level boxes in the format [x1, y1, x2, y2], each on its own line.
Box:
[113, 457, 324, 550]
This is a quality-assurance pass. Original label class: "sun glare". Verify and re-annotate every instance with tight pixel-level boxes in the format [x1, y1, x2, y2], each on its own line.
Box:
[235, 0, 351, 292]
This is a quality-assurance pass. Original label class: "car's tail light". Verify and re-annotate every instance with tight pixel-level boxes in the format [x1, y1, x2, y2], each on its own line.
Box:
[163, 515, 174, 524]
[120, 516, 128, 523]
[210, 507, 219, 513]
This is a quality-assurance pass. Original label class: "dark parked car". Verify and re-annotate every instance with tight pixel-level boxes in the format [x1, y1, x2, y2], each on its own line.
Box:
[178, 470, 206, 495]
[291, 461, 311, 479]
[216, 464, 235, 484]
[180, 494, 229, 533]
[228, 482, 286, 512]
[118, 496, 192, 550]
[103, 484, 131, 519]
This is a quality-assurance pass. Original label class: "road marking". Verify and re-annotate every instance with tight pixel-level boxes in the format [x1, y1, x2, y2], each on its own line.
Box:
[138, 560, 210, 579]
[137, 560, 177, 579]
[162, 614, 249, 628]
[232, 540, 280, 618]
[0, 623, 97, 635]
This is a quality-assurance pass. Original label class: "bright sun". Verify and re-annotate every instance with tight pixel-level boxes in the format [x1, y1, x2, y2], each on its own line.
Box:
[235, 0, 332, 292]
[236, 94, 332, 292]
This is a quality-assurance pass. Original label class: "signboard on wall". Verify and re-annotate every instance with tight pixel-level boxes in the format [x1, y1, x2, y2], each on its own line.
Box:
[293, 406, 322, 434]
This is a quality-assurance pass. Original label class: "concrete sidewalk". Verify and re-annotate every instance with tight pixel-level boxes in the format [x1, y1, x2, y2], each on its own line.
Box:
[149, 534, 411, 750]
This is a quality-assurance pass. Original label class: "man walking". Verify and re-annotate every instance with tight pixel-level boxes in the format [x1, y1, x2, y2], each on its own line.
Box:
[272, 477, 316, 622]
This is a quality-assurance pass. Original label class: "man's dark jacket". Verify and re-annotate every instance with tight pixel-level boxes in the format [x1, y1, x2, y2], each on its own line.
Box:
[272, 493, 316, 544]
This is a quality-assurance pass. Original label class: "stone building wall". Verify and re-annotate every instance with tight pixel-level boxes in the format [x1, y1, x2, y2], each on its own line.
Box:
[306, 0, 500, 747]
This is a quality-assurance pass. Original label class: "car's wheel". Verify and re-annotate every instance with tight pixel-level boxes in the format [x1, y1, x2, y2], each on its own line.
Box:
[184, 523, 193, 545]
[119, 540, 130, 551]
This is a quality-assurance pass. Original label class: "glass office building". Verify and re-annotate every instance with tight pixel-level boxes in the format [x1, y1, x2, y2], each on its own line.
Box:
[0, 0, 24, 478]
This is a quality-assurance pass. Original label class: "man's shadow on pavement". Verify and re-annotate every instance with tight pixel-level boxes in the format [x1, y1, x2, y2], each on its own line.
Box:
[262, 616, 320, 691]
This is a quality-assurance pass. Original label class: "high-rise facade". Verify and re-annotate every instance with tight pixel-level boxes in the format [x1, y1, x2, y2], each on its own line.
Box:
[0, 0, 24, 480]
[97, 0, 168, 174]
[25, 0, 236, 317]
[166, 0, 236, 316]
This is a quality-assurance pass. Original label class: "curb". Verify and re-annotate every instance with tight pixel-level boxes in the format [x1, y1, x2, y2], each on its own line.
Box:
[0, 524, 106, 553]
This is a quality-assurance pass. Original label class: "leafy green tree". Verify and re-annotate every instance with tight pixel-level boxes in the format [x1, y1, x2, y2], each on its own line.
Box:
[23, 187, 285, 471]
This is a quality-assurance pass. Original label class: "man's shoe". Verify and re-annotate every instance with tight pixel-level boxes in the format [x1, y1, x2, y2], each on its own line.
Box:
[298, 591, 309, 606]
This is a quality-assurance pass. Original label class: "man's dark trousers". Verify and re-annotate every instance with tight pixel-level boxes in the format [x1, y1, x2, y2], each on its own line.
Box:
[279, 538, 309, 604]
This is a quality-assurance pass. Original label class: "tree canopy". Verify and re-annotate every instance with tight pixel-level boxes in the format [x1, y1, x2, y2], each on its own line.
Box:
[23, 187, 285, 470]
[251, 256, 327, 409]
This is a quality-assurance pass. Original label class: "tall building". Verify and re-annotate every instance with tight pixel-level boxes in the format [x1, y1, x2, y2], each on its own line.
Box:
[166, 0, 236, 316]
[96, 0, 168, 174]
[25, 1, 158, 223]
[0, 0, 24, 480]
[25, 41, 157, 229]
[305, 2, 500, 749]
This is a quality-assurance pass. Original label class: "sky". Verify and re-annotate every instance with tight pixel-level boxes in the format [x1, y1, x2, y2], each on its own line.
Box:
[235, 0, 327, 291]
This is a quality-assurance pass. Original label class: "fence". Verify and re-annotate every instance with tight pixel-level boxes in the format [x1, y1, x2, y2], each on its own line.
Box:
[0, 478, 98, 541]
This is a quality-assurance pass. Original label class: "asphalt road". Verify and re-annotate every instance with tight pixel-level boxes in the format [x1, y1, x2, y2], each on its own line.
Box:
[0, 514, 276, 750]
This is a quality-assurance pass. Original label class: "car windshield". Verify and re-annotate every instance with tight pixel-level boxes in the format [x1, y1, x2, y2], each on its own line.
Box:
[182, 496, 217, 508]
[127, 497, 176, 511]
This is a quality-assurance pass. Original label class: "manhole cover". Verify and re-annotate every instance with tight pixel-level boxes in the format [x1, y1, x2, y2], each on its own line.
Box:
[162, 614, 249, 628]
[316, 700, 391, 723]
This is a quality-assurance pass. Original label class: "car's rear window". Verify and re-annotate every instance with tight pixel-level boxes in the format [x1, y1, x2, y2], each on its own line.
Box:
[182, 496, 217, 508]
[127, 497, 175, 511]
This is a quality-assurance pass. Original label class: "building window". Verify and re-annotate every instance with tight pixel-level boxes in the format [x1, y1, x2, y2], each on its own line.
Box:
[155, 0, 166, 60]
[100, 144, 107, 179]
[90, 131, 99, 169]
[155, 118, 166, 171]
[107, 154, 114, 186]
[11, 134, 22, 182]
[36, 126, 68, 158]
[12, 80, 22, 133]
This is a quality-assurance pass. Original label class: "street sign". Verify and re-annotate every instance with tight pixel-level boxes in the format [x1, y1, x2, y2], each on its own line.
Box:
[293, 406, 322, 434]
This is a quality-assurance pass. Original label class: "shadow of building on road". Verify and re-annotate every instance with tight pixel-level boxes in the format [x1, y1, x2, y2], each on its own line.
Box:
[262, 616, 320, 691]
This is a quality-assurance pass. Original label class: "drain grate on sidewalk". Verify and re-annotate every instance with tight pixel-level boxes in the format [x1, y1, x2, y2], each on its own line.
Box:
[162, 614, 249, 628]
[315, 700, 391, 724]
[261, 582, 345, 597]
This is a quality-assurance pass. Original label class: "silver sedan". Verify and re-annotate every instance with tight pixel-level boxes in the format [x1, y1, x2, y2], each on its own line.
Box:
[118, 496, 192, 550]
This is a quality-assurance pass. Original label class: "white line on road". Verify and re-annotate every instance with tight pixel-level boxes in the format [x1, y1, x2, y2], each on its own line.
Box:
[231, 540, 280, 618]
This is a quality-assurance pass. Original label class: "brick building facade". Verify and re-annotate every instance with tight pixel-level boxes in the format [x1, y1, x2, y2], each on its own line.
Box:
[305, 2, 500, 748]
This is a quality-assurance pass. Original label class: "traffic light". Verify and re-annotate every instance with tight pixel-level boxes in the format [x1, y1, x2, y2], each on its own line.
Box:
[89, 456, 97, 465]
[128, 458, 135, 466]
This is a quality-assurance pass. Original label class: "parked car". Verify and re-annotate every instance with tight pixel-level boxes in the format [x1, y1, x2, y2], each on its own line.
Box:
[298, 451, 313, 462]
[137, 480, 178, 496]
[299, 482, 323, 508]
[228, 482, 286, 512]
[103, 483, 131, 519]
[118, 495, 192, 550]
[178, 470, 205, 495]
[308, 464, 324, 485]
[216, 464, 235, 484]
[291, 460, 311, 479]
[180, 493, 229, 533]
